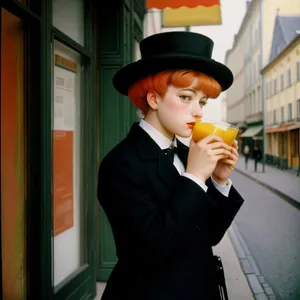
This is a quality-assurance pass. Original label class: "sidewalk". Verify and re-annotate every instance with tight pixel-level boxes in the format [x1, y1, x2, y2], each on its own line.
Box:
[235, 156, 300, 205]
[94, 232, 254, 300]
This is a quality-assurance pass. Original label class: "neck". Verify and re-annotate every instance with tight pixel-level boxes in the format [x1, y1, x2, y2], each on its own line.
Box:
[144, 112, 174, 141]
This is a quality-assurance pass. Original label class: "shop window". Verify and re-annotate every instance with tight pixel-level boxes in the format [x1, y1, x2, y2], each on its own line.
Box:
[52, 40, 84, 286]
[53, 0, 84, 45]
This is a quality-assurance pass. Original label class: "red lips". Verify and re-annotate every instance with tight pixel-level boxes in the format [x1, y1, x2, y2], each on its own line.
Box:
[187, 122, 195, 129]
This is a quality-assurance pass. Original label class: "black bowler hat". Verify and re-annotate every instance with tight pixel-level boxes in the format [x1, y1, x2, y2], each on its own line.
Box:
[113, 31, 234, 95]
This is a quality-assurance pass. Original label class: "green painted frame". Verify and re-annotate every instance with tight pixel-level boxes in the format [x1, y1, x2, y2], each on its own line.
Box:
[1, 0, 97, 299]
[96, 0, 145, 282]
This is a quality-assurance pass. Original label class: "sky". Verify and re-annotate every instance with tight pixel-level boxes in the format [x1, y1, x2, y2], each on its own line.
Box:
[190, 0, 248, 121]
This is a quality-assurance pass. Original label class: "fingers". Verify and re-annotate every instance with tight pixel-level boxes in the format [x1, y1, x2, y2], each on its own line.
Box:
[218, 158, 236, 170]
[208, 141, 232, 151]
[193, 136, 239, 157]
[200, 134, 223, 144]
[211, 148, 235, 159]
[230, 146, 239, 158]
[231, 140, 239, 149]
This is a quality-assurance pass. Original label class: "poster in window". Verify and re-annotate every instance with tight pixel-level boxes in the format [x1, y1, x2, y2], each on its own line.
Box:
[53, 54, 77, 236]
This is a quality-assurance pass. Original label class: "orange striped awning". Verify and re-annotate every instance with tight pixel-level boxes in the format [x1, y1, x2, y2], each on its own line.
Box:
[147, 0, 220, 9]
[146, 0, 222, 27]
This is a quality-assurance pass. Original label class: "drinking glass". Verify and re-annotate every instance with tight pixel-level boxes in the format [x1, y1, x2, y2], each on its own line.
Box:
[192, 118, 239, 146]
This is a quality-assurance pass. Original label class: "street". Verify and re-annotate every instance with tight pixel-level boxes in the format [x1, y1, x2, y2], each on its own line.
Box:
[231, 170, 300, 300]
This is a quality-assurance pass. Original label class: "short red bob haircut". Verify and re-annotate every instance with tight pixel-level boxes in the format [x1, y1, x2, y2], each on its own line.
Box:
[128, 70, 222, 115]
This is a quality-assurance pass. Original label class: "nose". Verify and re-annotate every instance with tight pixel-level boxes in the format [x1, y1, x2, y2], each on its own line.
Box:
[192, 104, 203, 120]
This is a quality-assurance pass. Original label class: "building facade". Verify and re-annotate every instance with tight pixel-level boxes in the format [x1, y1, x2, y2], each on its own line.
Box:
[262, 16, 300, 170]
[224, 0, 300, 156]
[1, 0, 146, 299]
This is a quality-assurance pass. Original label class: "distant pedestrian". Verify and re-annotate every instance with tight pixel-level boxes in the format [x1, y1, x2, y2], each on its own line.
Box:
[253, 145, 262, 172]
[257, 145, 262, 161]
[243, 144, 250, 169]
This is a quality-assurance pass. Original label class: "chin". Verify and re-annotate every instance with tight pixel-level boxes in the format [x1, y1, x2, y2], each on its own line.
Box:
[176, 130, 192, 138]
[180, 129, 193, 138]
[176, 135, 192, 146]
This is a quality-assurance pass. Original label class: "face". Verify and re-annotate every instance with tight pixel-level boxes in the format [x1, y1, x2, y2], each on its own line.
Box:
[147, 79, 208, 140]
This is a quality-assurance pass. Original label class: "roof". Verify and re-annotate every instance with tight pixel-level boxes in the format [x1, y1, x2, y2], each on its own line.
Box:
[269, 15, 300, 62]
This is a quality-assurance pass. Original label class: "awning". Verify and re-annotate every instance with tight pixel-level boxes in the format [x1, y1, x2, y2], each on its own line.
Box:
[147, 0, 220, 9]
[287, 122, 300, 131]
[147, 0, 222, 27]
[240, 125, 263, 138]
[265, 125, 289, 133]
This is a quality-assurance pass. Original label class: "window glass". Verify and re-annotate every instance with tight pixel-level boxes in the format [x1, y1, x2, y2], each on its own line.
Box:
[52, 40, 85, 286]
[53, 0, 84, 45]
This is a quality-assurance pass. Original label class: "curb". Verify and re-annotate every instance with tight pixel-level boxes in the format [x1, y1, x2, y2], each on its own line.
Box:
[228, 223, 279, 300]
[234, 168, 300, 210]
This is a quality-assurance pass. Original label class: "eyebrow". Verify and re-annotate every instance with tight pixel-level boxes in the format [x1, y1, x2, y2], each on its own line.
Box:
[179, 88, 208, 100]
[179, 88, 196, 94]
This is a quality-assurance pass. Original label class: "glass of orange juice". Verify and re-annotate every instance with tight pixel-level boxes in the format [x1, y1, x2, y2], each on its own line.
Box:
[192, 118, 239, 146]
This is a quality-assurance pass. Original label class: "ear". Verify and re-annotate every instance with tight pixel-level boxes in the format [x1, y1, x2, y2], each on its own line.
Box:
[146, 90, 160, 110]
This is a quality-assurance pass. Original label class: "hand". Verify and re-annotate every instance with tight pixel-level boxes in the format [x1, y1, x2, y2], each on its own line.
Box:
[186, 135, 233, 183]
[212, 140, 239, 185]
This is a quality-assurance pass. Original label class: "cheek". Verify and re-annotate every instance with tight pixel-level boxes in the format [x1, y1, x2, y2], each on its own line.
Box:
[165, 100, 188, 112]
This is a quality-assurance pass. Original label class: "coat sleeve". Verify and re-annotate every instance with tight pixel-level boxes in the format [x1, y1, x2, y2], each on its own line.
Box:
[98, 155, 217, 270]
[97, 154, 244, 270]
[205, 178, 244, 246]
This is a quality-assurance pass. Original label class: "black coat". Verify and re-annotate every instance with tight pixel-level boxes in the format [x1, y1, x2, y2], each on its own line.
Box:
[97, 122, 244, 300]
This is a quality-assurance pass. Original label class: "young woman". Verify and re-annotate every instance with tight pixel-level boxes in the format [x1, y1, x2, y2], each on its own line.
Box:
[97, 31, 244, 300]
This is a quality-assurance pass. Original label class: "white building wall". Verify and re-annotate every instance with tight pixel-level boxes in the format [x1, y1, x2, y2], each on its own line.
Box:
[225, 0, 300, 127]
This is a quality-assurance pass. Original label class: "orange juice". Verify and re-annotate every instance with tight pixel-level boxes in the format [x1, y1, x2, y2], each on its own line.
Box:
[192, 119, 238, 146]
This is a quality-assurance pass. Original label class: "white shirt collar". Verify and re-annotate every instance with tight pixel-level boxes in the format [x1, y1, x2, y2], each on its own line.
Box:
[139, 119, 177, 149]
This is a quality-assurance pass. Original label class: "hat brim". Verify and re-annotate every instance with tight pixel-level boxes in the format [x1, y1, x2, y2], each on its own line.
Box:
[113, 56, 234, 96]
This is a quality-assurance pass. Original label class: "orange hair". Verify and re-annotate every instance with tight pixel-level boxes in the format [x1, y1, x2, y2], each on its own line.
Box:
[128, 70, 222, 114]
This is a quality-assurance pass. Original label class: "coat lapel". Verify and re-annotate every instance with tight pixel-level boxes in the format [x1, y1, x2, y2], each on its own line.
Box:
[157, 151, 179, 187]
[127, 123, 180, 188]
[176, 139, 189, 168]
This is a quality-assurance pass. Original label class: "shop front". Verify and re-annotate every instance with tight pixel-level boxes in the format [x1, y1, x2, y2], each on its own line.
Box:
[265, 123, 300, 169]
[240, 123, 264, 157]
[1, 0, 146, 299]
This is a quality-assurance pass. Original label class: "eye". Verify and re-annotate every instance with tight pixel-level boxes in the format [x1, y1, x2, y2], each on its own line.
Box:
[199, 100, 207, 107]
[180, 95, 192, 101]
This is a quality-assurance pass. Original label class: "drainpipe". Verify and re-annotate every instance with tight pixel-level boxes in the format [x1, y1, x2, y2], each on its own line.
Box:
[259, 0, 266, 172]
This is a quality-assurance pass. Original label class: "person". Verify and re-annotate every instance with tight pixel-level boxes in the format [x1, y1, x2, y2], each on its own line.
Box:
[97, 31, 244, 300]
[243, 144, 250, 169]
[253, 145, 261, 172]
